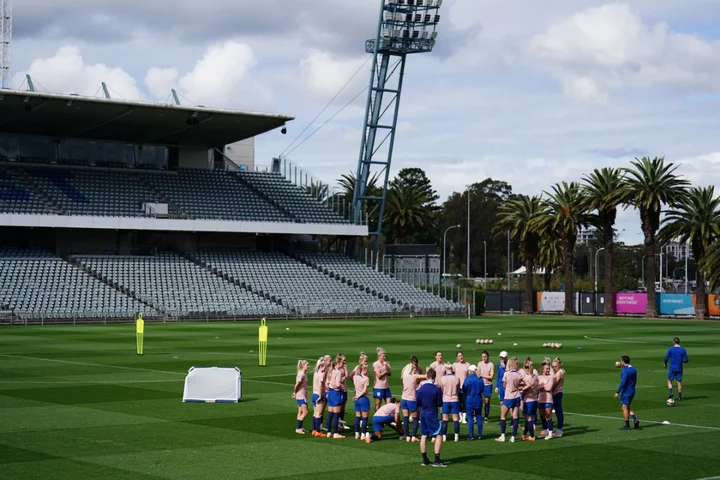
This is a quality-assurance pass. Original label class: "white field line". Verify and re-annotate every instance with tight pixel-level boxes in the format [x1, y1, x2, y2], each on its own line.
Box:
[690, 476, 720, 480]
[583, 335, 648, 344]
[565, 411, 720, 431]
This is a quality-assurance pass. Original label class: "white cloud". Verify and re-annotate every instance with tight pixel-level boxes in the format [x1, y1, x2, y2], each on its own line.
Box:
[143, 40, 274, 111]
[527, 3, 720, 101]
[11, 46, 144, 100]
[299, 50, 368, 99]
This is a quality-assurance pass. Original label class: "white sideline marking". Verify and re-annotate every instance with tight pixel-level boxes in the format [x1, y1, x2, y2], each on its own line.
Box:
[690, 476, 720, 480]
[566, 411, 720, 431]
[583, 336, 648, 344]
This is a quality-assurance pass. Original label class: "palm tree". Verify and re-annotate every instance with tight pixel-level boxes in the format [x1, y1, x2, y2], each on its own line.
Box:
[582, 168, 629, 316]
[624, 157, 690, 317]
[493, 195, 545, 314]
[537, 226, 563, 291]
[534, 182, 591, 315]
[699, 241, 720, 291]
[384, 185, 433, 243]
[659, 186, 720, 319]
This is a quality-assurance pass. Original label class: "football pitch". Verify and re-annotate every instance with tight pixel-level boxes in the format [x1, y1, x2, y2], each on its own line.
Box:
[1, 316, 719, 480]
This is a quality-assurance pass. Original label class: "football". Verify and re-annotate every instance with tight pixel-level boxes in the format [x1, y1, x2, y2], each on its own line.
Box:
[557, 343, 563, 349]
[456, 344, 462, 349]
[476, 339, 481, 344]
[489, 339, 494, 344]
[667, 398, 675, 407]
[615, 361, 621, 368]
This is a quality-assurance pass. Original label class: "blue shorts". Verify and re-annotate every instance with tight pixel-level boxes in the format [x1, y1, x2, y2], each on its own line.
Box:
[503, 397, 521, 409]
[442, 401, 460, 415]
[297, 399, 307, 407]
[541, 402, 553, 410]
[311, 393, 326, 407]
[354, 396, 370, 413]
[401, 399, 418, 412]
[523, 401, 538, 416]
[668, 370, 683, 382]
[497, 386, 505, 401]
[340, 391, 348, 404]
[327, 389, 342, 407]
[373, 414, 394, 432]
[373, 388, 392, 399]
[620, 393, 634, 406]
[483, 384, 493, 398]
[420, 415, 442, 437]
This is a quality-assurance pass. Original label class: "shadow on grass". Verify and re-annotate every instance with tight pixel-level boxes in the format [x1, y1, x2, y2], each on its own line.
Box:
[676, 396, 708, 401]
[556, 425, 599, 437]
[443, 454, 485, 465]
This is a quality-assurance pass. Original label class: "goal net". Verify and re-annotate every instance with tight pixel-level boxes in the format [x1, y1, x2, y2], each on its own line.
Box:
[182, 366, 242, 403]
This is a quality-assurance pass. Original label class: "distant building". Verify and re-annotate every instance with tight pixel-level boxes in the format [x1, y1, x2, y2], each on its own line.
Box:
[663, 241, 693, 260]
[576, 228, 599, 245]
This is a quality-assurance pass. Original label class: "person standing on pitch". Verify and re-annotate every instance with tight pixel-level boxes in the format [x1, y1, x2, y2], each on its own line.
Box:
[462, 364, 483, 440]
[614, 355, 639, 430]
[416, 368, 447, 467]
[664, 337, 689, 401]
[135, 313, 144, 355]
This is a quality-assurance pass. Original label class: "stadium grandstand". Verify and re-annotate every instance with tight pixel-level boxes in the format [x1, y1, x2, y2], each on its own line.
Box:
[0, 89, 464, 324]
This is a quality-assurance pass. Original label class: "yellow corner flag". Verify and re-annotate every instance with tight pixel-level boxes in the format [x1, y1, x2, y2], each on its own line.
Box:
[258, 317, 268, 366]
[136, 313, 144, 355]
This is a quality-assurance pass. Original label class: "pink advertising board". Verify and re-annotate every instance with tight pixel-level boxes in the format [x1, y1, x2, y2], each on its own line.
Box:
[615, 293, 647, 314]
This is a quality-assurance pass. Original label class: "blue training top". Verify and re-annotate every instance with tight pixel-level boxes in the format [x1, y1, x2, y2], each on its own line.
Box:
[461, 373, 483, 409]
[617, 365, 637, 395]
[416, 381, 443, 417]
[496, 361, 506, 388]
[664, 345, 689, 372]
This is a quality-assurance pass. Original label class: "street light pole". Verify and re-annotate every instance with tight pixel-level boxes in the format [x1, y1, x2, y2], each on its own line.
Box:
[594, 247, 606, 292]
[483, 240, 488, 285]
[443, 224, 461, 276]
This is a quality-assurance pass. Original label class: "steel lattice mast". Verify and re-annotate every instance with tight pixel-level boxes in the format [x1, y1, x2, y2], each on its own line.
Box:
[0, 0, 11, 89]
[353, 0, 441, 267]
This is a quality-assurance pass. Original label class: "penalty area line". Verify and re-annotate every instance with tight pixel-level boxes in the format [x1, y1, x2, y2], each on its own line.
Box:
[566, 411, 720, 431]
[583, 336, 648, 344]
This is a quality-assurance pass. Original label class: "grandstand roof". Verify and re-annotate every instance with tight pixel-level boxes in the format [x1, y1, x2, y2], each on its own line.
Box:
[0, 89, 294, 147]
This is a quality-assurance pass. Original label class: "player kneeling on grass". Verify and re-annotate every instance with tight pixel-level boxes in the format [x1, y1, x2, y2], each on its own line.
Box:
[417, 368, 447, 467]
[292, 360, 310, 434]
[462, 364, 483, 440]
[352, 364, 371, 439]
[615, 355, 640, 430]
[365, 398, 403, 443]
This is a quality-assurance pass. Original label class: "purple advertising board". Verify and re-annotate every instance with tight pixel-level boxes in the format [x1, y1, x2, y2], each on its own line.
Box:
[615, 293, 647, 314]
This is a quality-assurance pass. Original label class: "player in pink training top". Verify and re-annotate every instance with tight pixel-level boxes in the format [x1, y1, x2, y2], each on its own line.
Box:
[477, 350, 495, 424]
[352, 363, 371, 440]
[325, 354, 347, 439]
[292, 359, 310, 434]
[429, 351, 446, 386]
[401, 361, 426, 442]
[496, 357, 523, 443]
[453, 351, 470, 424]
[521, 358, 539, 441]
[311, 355, 331, 437]
[365, 398, 403, 443]
[552, 357, 566, 438]
[440, 363, 461, 442]
[537, 360, 555, 440]
[373, 347, 393, 411]
[338, 353, 351, 431]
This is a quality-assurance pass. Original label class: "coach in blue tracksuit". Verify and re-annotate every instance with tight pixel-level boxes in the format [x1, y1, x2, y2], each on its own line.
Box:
[664, 337, 689, 401]
[614, 355, 639, 430]
[462, 364, 483, 440]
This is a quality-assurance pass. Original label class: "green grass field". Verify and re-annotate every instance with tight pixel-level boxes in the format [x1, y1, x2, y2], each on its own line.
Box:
[1, 316, 719, 480]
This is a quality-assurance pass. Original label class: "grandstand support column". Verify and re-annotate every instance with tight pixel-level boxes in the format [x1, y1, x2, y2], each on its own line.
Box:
[352, 0, 442, 268]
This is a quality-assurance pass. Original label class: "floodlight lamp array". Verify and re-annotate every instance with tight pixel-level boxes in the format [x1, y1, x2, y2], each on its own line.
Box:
[369, 0, 442, 54]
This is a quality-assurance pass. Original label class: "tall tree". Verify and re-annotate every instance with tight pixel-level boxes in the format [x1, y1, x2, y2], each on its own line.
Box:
[624, 157, 690, 317]
[582, 168, 629, 316]
[535, 182, 591, 315]
[384, 185, 433, 244]
[390, 167, 439, 209]
[659, 186, 720, 319]
[337, 171, 381, 226]
[537, 225, 563, 291]
[493, 195, 545, 314]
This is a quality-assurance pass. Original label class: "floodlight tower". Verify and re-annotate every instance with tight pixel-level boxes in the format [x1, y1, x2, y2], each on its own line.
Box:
[0, 0, 10, 89]
[353, 0, 442, 266]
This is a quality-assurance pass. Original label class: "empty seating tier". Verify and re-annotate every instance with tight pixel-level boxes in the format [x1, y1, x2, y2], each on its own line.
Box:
[190, 250, 396, 315]
[0, 248, 153, 321]
[299, 253, 463, 314]
[74, 252, 288, 318]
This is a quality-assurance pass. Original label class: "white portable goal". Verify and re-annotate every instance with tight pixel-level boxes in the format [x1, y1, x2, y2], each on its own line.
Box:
[182, 366, 242, 403]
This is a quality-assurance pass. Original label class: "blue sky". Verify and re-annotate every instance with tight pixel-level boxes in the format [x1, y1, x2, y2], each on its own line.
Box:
[8, 0, 720, 244]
